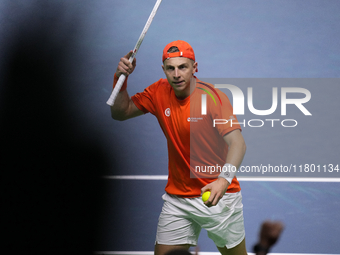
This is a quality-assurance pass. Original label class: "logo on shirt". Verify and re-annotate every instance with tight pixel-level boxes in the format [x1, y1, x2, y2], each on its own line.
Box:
[188, 117, 203, 123]
[165, 108, 171, 117]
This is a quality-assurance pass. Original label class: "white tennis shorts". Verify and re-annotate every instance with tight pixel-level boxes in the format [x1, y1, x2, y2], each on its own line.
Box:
[155, 191, 245, 249]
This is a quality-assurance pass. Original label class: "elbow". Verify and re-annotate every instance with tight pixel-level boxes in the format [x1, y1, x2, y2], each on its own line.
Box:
[111, 113, 127, 121]
[110, 107, 128, 121]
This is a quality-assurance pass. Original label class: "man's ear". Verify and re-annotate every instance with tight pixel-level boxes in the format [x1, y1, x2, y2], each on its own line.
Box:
[193, 62, 198, 73]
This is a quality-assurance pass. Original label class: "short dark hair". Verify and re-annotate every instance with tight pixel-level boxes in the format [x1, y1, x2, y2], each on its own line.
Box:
[167, 46, 180, 53]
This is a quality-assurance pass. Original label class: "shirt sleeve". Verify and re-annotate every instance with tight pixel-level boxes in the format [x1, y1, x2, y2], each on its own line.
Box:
[131, 79, 162, 115]
[211, 89, 242, 137]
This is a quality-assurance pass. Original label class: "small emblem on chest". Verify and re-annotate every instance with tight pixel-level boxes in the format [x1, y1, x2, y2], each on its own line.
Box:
[165, 108, 171, 117]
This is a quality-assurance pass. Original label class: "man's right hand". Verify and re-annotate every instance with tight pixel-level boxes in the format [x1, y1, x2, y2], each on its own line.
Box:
[116, 51, 137, 77]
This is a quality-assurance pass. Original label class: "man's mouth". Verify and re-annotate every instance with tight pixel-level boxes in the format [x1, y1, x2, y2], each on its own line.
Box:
[173, 81, 184, 86]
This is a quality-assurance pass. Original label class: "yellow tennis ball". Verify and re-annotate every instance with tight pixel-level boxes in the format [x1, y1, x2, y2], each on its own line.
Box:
[202, 191, 211, 202]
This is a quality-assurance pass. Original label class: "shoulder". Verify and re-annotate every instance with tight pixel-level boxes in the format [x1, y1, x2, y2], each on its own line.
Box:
[131, 78, 172, 115]
[195, 79, 228, 104]
[150, 78, 170, 88]
[146, 78, 171, 94]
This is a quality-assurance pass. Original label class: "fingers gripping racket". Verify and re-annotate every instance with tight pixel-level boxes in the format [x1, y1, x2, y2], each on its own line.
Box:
[106, 0, 163, 106]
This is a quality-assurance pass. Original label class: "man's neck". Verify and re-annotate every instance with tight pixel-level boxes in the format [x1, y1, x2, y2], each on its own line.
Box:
[174, 76, 196, 100]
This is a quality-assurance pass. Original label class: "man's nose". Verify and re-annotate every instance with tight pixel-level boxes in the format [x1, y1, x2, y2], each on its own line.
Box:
[174, 68, 179, 78]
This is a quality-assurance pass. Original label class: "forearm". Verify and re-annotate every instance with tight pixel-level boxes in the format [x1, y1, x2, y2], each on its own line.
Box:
[110, 89, 133, 121]
[224, 130, 246, 170]
[217, 137, 246, 185]
[110, 51, 141, 121]
[201, 130, 246, 206]
[225, 138, 246, 170]
[110, 83, 144, 121]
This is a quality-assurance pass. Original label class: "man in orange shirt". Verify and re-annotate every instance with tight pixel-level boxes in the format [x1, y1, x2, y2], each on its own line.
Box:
[110, 40, 247, 255]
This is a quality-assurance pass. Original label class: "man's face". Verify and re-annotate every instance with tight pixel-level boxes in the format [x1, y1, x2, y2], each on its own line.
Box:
[162, 57, 197, 99]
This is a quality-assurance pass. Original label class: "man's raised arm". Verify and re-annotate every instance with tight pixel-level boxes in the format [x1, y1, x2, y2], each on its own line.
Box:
[110, 51, 144, 121]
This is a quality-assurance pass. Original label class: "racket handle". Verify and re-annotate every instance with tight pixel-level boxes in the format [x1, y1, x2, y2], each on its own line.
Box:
[106, 54, 135, 106]
[106, 74, 127, 106]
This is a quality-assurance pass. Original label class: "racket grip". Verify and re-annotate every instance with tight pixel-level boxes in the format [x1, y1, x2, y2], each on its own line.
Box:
[107, 53, 135, 106]
[106, 74, 127, 106]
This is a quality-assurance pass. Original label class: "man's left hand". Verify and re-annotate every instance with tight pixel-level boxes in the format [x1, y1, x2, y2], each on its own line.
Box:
[201, 178, 229, 207]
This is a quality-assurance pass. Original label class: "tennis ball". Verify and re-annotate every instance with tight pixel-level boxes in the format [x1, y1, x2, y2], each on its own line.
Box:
[202, 191, 211, 202]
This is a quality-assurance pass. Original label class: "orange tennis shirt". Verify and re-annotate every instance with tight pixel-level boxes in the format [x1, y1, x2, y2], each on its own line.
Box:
[131, 77, 242, 198]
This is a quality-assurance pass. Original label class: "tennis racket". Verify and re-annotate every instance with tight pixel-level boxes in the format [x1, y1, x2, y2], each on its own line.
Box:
[106, 0, 163, 106]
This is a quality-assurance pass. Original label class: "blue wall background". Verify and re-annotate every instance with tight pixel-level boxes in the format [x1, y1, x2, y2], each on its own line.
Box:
[1, 0, 339, 253]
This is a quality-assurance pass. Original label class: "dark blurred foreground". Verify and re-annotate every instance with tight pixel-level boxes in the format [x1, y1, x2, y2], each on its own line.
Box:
[1, 2, 110, 254]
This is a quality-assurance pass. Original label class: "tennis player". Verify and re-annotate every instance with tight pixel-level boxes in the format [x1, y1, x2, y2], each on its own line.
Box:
[110, 40, 247, 255]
